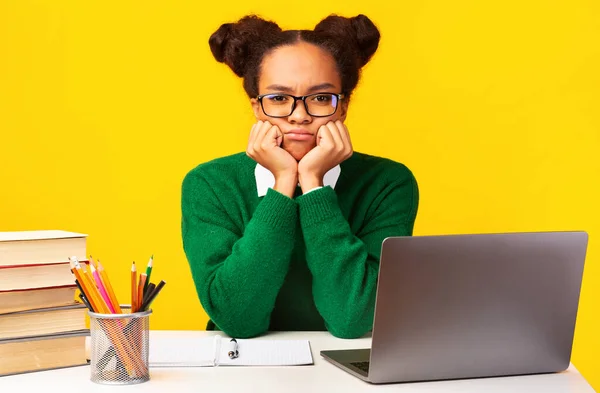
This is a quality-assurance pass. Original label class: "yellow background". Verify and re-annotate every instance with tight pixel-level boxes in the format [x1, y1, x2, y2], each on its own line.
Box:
[1, 0, 598, 388]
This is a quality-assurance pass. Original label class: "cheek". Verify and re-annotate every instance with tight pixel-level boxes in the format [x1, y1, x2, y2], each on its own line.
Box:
[311, 118, 335, 130]
[264, 118, 288, 130]
[256, 111, 269, 121]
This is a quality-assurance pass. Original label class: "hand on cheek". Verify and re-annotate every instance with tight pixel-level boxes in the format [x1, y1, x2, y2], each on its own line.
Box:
[297, 120, 353, 193]
[246, 120, 298, 198]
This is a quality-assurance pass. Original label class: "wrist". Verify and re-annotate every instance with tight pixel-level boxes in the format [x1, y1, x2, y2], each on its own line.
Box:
[298, 172, 323, 194]
[273, 171, 298, 198]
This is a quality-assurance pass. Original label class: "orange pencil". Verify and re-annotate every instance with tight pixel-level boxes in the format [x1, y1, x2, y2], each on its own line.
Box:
[79, 262, 110, 313]
[97, 260, 123, 313]
[131, 262, 137, 312]
[69, 258, 99, 312]
[89, 255, 98, 269]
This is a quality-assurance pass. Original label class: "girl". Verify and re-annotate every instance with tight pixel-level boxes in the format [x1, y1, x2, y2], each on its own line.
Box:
[181, 14, 419, 338]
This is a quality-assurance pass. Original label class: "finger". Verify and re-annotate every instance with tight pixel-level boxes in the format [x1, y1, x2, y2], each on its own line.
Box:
[274, 126, 283, 147]
[248, 122, 260, 146]
[247, 122, 260, 156]
[318, 123, 334, 148]
[254, 121, 273, 150]
[325, 121, 344, 150]
[336, 120, 353, 153]
[261, 125, 282, 149]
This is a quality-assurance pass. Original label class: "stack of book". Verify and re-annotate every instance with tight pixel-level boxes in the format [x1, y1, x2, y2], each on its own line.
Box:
[0, 230, 90, 376]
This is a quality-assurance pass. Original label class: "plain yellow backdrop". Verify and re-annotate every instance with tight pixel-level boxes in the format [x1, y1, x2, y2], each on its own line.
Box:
[1, 0, 598, 388]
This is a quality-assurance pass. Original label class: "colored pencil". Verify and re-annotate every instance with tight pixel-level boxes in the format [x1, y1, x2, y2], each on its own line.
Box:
[131, 262, 137, 312]
[89, 255, 98, 269]
[91, 264, 116, 313]
[137, 273, 147, 313]
[97, 260, 123, 313]
[143, 255, 153, 295]
[70, 258, 99, 312]
[79, 262, 110, 313]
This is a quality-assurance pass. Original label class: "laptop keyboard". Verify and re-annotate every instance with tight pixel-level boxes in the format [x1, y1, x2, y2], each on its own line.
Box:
[350, 361, 370, 374]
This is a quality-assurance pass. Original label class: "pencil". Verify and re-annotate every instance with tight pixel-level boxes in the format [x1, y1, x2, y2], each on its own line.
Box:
[91, 264, 116, 313]
[143, 255, 153, 296]
[131, 261, 137, 313]
[89, 255, 98, 269]
[137, 273, 147, 313]
[97, 260, 123, 313]
[70, 258, 99, 312]
[79, 262, 110, 313]
[74, 279, 91, 309]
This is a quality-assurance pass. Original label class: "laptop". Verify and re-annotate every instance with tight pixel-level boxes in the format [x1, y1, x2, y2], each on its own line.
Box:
[320, 231, 588, 384]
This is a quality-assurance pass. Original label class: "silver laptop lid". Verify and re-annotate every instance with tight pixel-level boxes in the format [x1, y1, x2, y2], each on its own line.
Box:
[369, 231, 588, 383]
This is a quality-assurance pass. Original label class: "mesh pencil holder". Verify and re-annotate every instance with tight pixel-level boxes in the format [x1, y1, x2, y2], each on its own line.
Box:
[88, 308, 152, 385]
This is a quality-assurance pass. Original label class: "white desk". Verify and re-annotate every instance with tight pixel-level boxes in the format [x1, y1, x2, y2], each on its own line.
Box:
[0, 330, 595, 392]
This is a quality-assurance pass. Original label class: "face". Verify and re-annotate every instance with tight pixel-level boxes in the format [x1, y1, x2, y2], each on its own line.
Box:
[251, 42, 348, 161]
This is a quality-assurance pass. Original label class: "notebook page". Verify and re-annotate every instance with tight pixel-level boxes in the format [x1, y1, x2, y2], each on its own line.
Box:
[149, 336, 217, 367]
[217, 338, 313, 366]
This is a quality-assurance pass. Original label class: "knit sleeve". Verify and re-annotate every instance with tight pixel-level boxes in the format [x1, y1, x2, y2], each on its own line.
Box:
[297, 170, 418, 338]
[181, 169, 298, 338]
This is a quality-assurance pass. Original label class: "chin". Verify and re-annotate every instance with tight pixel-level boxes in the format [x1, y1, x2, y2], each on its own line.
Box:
[284, 144, 314, 162]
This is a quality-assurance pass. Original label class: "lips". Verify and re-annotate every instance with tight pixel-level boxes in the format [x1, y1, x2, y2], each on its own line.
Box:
[285, 129, 314, 142]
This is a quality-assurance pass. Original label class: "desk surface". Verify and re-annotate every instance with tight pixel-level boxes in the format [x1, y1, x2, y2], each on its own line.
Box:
[0, 330, 595, 393]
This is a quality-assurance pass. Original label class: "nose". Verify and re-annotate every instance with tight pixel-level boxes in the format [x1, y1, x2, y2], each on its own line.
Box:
[288, 98, 311, 124]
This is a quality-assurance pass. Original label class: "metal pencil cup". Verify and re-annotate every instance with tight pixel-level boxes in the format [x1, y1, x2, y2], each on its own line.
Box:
[88, 308, 152, 385]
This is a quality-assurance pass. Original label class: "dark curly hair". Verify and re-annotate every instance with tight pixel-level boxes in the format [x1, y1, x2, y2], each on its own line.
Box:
[208, 14, 381, 99]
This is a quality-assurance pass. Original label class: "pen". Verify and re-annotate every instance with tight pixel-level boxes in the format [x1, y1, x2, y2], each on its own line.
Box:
[79, 293, 93, 312]
[228, 338, 239, 359]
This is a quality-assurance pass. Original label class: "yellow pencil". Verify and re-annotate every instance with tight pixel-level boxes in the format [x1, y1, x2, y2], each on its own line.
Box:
[97, 260, 123, 313]
[69, 259, 99, 312]
[79, 262, 110, 313]
[89, 255, 98, 269]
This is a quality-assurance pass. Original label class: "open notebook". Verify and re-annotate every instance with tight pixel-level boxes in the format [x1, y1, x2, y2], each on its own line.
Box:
[149, 335, 313, 367]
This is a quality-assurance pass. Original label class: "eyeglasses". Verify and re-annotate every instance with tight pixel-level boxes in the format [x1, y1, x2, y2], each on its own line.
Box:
[256, 92, 344, 118]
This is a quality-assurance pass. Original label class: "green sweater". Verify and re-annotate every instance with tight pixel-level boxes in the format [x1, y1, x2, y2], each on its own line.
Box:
[181, 151, 419, 339]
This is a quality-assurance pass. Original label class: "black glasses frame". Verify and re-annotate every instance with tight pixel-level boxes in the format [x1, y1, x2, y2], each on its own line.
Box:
[256, 92, 345, 118]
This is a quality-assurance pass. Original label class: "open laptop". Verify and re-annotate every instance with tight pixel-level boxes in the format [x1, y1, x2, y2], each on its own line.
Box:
[320, 231, 588, 384]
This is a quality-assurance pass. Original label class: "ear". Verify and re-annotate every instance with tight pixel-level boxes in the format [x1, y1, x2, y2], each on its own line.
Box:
[251, 98, 260, 119]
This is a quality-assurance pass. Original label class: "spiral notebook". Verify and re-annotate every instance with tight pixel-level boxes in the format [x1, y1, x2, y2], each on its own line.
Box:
[149, 335, 313, 367]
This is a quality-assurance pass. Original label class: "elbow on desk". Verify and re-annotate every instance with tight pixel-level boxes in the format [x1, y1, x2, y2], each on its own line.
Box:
[326, 322, 372, 339]
[210, 318, 269, 339]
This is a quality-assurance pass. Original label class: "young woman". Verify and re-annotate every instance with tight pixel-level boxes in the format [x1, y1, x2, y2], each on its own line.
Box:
[181, 14, 419, 338]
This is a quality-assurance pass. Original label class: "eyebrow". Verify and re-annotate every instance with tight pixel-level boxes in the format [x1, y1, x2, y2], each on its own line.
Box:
[264, 83, 338, 94]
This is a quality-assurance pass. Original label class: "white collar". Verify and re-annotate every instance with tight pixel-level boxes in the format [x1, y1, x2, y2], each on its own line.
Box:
[254, 163, 341, 197]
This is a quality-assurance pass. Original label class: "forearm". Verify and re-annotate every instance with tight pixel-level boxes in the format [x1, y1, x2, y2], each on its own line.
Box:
[298, 187, 378, 338]
[183, 187, 298, 338]
[298, 185, 416, 338]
